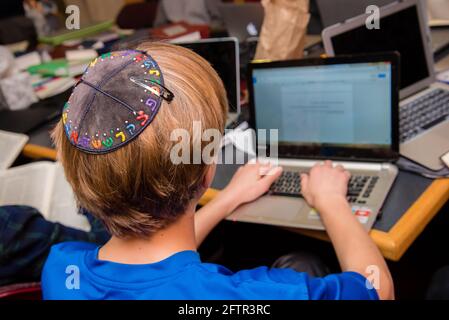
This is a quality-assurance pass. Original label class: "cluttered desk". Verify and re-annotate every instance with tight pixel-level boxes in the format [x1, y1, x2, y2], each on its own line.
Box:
[1, 0, 449, 264]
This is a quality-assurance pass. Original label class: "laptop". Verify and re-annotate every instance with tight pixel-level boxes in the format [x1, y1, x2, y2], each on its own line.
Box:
[0, 89, 70, 134]
[316, 0, 396, 28]
[317, 0, 449, 55]
[228, 53, 399, 231]
[218, 2, 264, 42]
[177, 38, 241, 125]
[322, 0, 449, 170]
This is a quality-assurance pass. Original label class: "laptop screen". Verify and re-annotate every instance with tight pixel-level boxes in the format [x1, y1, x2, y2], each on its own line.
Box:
[179, 39, 239, 113]
[316, 0, 396, 28]
[329, 3, 430, 91]
[251, 59, 397, 160]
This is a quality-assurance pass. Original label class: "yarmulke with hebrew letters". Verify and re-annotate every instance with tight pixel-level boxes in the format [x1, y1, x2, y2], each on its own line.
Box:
[62, 49, 174, 154]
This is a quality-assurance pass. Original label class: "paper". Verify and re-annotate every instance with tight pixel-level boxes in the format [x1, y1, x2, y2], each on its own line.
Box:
[170, 31, 202, 44]
[0, 161, 90, 231]
[14, 52, 42, 71]
[0, 161, 55, 216]
[65, 49, 98, 62]
[48, 163, 90, 231]
[442, 151, 449, 168]
[437, 69, 449, 85]
[34, 76, 76, 100]
[0, 72, 38, 110]
[255, 0, 310, 61]
[0, 130, 29, 170]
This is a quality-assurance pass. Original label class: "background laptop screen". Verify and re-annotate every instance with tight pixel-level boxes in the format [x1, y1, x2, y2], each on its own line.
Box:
[179, 40, 239, 113]
[329, 4, 429, 90]
[316, 0, 396, 28]
[252, 62, 392, 149]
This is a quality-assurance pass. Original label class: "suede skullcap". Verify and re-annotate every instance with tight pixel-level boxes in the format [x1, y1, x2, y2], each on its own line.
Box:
[62, 49, 174, 154]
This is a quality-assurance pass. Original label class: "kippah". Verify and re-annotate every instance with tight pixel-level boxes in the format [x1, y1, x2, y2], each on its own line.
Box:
[62, 49, 174, 154]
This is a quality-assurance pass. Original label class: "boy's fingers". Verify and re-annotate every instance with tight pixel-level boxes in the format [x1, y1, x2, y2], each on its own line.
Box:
[259, 166, 282, 188]
[258, 162, 273, 176]
[248, 158, 258, 164]
[324, 160, 333, 167]
[300, 173, 309, 193]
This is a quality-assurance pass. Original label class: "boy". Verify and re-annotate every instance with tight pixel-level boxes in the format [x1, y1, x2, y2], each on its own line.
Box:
[42, 42, 394, 300]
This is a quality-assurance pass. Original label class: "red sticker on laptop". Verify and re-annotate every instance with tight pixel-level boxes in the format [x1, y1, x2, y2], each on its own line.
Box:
[354, 208, 371, 224]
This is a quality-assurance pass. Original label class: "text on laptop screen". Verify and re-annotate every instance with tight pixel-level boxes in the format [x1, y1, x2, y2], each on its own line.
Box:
[330, 5, 429, 90]
[252, 62, 392, 148]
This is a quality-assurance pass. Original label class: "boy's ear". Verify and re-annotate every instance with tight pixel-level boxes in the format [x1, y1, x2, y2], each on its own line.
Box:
[202, 164, 217, 190]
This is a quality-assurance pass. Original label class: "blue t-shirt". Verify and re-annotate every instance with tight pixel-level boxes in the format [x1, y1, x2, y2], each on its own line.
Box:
[42, 242, 378, 300]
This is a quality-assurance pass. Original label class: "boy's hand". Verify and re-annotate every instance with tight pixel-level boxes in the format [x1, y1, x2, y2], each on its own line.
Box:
[221, 160, 283, 212]
[300, 160, 351, 212]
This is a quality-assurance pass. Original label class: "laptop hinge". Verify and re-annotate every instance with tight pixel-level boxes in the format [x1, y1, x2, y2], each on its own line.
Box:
[260, 158, 388, 171]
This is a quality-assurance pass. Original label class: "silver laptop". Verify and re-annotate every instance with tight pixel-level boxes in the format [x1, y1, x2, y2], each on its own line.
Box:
[218, 2, 264, 42]
[322, 0, 449, 170]
[316, 0, 396, 28]
[317, 0, 449, 55]
[228, 54, 399, 231]
[177, 37, 240, 124]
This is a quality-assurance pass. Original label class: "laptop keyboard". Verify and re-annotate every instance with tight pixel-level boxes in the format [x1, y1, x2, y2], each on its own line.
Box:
[269, 171, 379, 204]
[400, 88, 449, 143]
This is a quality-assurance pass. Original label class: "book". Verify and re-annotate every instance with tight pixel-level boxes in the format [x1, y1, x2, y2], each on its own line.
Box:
[32, 76, 76, 100]
[0, 130, 28, 170]
[149, 22, 210, 41]
[0, 161, 90, 231]
[27, 59, 89, 78]
[38, 20, 114, 46]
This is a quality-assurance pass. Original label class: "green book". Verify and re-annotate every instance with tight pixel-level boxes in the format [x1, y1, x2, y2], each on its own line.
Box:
[28, 59, 89, 77]
[38, 20, 114, 46]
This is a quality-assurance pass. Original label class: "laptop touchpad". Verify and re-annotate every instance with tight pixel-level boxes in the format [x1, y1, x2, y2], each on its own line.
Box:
[242, 196, 304, 221]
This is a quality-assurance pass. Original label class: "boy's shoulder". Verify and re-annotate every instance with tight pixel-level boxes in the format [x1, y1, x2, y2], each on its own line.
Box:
[51, 241, 98, 253]
[46, 241, 98, 265]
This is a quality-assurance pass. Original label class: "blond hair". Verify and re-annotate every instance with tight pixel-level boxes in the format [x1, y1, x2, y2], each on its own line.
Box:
[52, 42, 228, 238]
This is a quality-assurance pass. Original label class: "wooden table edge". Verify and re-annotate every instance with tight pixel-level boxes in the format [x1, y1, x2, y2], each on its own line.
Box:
[22, 144, 57, 160]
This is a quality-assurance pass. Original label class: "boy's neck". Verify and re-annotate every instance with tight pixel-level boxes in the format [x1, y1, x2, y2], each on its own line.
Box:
[98, 207, 197, 265]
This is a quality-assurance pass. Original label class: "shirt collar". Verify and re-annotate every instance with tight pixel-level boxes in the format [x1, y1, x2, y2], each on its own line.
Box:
[84, 248, 201, 283]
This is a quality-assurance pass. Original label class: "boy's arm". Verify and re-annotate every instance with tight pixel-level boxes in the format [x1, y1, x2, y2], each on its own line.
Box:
[194, 161, 282, 246]
[301, 161, 395, 300]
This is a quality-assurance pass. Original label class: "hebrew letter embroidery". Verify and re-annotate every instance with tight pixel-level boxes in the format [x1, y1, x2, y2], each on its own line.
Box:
[102, 137, 114, 148]
[145, 98, 157, 112]
[126, 124, 136, 135]
[136, 111, 149, 126]
[115, 131, 126, 142]
[91, 139, 102, 149]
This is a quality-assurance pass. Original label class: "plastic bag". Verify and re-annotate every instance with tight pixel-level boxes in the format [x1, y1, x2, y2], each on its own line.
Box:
[255, 0, 310, 61]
